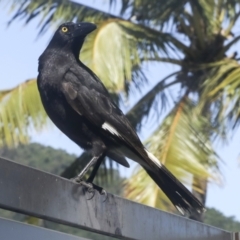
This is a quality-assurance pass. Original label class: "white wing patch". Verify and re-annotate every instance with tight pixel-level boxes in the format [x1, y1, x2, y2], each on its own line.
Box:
[102, 123, 162, 168]
[145, 149, 162, 167]
[176, 206, 185, 215]
[102, 122, 122, 138]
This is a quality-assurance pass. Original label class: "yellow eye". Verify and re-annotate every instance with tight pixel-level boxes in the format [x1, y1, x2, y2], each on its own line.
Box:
[61, 26, 68, 33]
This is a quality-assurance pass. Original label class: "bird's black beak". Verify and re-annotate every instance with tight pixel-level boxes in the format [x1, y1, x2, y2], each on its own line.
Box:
[74, 22, 96, 37]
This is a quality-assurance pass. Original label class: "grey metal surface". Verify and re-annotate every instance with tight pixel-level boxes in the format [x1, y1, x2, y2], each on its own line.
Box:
[0, 157, 232, 240]
[0, 217, 90, 240]
[232, 232, 240, 240]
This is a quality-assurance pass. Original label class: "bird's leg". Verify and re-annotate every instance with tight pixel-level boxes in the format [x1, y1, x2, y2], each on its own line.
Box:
[72, 142, 107, 197]
[72, 156, 99, 183]
[86, 154, 105, 182]
[71, 155, 99, 199]
[80, 155, 107, 197]
[86, 154, 107, 196]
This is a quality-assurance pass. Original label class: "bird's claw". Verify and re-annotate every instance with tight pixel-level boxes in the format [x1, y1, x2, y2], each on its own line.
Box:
[78, 181, 95, 200]
[91, 183, 108, 201]
[100, 189, 107, 195]
[71, 178, 95, 198]
[71, 179, 107, 201]
[100, 189, 108, 202]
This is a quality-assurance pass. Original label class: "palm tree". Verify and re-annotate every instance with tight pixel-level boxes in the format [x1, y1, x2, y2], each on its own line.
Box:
[2, 0, 240, 220]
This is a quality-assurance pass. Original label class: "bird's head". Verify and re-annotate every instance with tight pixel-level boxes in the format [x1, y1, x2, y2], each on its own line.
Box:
[47, 22, 96, 57]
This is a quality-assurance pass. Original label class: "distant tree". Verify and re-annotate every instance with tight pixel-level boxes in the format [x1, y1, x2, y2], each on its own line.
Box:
[0, 142, 76, 175]
[204, 208, 240, 232]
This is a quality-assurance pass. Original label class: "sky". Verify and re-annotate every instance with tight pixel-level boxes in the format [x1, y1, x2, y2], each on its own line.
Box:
[0, 0, 240, 221]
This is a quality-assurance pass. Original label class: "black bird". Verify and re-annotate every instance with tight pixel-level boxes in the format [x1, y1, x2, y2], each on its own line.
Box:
[37, 22, 204, 215]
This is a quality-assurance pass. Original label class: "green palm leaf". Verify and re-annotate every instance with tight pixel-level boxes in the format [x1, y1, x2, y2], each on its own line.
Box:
[117, 0, 187, 25]
[0, 79, 47, 147]
[124, 97, 219, 211]
[81, 19, 176, 92]
[7, 0, 114, 35]
[126, 73, 180, 130]
[199, 59, 240, 129]
[117, 0, 240, 30]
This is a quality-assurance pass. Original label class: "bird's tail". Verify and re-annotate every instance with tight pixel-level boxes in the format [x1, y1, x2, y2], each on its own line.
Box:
[143, 150, 205, 215]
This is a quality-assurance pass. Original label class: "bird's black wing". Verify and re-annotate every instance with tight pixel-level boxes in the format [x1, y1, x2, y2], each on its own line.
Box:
[62, 68, 148, 160]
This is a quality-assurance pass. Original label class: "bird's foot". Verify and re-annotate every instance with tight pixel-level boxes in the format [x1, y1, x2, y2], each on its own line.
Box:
[81, 182, 107, 201]
[71, 178, 107, 201]
[91, 182, 107, 199]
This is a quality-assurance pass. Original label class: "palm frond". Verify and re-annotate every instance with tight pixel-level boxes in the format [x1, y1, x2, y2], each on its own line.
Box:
[198, 59, 240, 130]
[117, 0, 187, 25]
[124, 97, 219, 211]
[81, 19, 177, 93]
[6, 0, 116, 35]
[0, 79, 48, 147]
[117, 0, 240, 30]
[126, 73, 180, 130]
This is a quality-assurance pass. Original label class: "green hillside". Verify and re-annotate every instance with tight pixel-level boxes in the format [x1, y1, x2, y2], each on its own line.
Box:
[0, 143, 77, 175]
